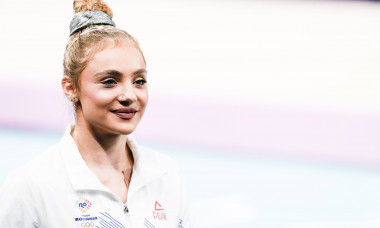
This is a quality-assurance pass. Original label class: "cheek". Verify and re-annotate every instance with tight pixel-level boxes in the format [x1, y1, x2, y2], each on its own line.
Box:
[138, 89, 149, 108]
[81, 89, 115, 111]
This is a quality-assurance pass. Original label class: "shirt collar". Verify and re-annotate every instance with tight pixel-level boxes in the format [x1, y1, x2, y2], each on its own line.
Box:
[59, 125, 168, 194]
[126, 134, 168, 197]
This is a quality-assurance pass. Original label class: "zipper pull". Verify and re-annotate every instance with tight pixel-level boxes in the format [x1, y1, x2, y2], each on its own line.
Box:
[124, 205, 129, 213]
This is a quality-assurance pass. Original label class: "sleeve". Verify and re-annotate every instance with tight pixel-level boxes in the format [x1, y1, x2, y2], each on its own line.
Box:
[0, 172, 39, 228]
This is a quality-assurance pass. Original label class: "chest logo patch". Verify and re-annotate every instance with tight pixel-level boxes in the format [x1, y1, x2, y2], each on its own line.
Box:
[75, 196, 92, 213]
[153, 201, 167, 220]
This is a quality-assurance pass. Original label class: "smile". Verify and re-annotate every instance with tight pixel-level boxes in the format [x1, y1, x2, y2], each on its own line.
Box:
[111, 108, 137, 119]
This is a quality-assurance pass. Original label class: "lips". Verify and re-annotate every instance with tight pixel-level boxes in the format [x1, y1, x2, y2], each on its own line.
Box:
[112, 108, 137, 119]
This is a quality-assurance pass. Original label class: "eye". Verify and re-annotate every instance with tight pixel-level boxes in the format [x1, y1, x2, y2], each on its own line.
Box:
[101, 78, 117, 87]
[134, 78, 147, 86]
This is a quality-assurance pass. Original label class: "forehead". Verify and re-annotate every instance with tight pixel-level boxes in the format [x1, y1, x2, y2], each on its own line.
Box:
[85, 41, 146, 73]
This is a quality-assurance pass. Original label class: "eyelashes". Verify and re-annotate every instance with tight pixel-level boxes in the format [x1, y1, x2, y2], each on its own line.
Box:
[99, 78, 147, 88]
[101, 78, 117, 88]
[134, 79, 147, 86]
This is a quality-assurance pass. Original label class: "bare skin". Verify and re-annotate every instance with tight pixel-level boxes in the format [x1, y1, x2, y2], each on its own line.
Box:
[72, 117, 133, 203]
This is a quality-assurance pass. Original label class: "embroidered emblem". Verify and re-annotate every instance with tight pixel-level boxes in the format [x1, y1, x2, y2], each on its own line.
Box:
[155, 201, 164, 211]
[75, 196, 92, 213]
[153, 201, 167, 220]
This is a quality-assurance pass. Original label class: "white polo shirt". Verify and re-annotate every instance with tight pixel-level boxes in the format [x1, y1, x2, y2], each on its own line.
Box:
[0, 126, 192, 228]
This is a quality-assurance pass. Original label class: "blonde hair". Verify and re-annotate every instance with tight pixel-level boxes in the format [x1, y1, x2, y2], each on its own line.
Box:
[63, 0, 144, 102]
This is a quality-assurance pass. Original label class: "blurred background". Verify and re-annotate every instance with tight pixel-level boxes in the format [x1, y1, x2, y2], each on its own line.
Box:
[1, 0, 380, 227]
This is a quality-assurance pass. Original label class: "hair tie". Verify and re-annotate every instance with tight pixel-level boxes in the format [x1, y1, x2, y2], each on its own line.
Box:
[69, 11, 116, 36]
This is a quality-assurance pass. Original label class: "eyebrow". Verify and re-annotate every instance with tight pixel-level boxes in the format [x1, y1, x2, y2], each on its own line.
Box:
[133, 69, 147, 77]
[94, 69, 147, 78]
[94, 70, 122, 78]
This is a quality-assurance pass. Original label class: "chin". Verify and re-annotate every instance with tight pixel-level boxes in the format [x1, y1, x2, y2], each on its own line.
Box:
[90, 116, 142, 135]
[91, 123, 137, 136]
[117, 128, 136, 135]
[113, 124, 138, 135]
[102, 124, 134, 135]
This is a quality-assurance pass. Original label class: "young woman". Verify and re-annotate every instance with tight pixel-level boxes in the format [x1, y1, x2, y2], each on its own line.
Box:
[0, 0, 192, 227]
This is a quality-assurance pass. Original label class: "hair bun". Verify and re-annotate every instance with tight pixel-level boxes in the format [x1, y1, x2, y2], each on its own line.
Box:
[73, 0, 113, 18]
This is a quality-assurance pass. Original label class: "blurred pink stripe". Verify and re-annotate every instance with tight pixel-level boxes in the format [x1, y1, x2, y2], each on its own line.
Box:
[0, 83, 379, 167]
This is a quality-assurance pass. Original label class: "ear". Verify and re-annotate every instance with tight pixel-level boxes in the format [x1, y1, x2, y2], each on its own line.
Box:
[61, 76, 78, 101]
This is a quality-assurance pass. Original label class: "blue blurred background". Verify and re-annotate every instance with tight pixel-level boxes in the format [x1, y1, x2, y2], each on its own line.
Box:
[1, 0, 380, 227]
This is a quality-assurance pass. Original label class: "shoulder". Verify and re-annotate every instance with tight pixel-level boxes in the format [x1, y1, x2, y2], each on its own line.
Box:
[1, 142, 64, 195]
[0, 142, 65, 225]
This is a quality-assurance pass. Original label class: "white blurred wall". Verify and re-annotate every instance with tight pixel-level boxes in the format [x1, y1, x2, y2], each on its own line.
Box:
[1, 1, 380, 227]
[0, 0, 380, 163]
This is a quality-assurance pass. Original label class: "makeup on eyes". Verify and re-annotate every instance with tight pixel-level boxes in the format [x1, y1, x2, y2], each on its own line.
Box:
[94, 69, 147, 88]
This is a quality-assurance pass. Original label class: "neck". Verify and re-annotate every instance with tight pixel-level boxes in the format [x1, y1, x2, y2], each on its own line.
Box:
[71, 118, 134, 172]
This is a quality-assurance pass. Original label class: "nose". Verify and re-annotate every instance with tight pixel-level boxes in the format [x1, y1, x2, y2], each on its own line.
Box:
[117, 84, 137, 104]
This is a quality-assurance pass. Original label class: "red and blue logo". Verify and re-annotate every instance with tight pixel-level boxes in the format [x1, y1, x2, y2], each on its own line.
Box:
[76, 196, 92, 213]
